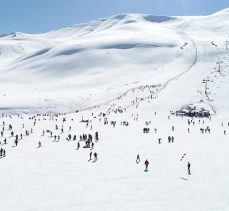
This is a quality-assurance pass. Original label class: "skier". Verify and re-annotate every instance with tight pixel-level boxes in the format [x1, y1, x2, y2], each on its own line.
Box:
[67, 134, 71, 141]
[136, 154, 140, 163]
[144, 159, 149, 171]
[94, 152, 98, 162]
[76, 142, 80, 150]
[180, 153, 186, 161]
[95, 131, 99, 141]
[168, 136, 171, 143]
[91, 142, 94, 150]
[0, 148, 3, 156]
[187, 162, 191, 175]
[2, 149, 6, 157]
[38, 141, 42, 148]
[89, 152, 92, 161]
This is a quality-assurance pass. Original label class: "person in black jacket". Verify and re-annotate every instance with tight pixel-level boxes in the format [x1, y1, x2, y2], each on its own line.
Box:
[144, 159, 149, 171]
[187, 162, 191, 175]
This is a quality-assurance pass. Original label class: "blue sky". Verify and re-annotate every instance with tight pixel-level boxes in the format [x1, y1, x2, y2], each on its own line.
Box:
[0, 0, 228, 34]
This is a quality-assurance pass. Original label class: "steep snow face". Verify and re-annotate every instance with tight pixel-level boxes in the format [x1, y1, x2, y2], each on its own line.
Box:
[0, 9, 229, 113]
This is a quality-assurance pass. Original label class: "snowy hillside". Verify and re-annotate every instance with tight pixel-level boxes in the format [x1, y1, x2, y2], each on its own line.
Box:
[0, 8, 229, 211]
[0, 9, 228, 114]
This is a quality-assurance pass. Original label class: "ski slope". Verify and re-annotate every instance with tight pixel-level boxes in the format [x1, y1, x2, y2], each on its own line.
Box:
[0, 8, 229, 211]
[0, 9, 228, 113]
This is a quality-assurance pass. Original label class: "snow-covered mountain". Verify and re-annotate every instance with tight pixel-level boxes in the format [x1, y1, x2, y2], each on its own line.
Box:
[0, 9, 229, 114]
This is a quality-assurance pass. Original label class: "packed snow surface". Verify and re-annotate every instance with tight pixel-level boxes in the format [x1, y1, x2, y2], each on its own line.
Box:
[0, 8, 229, 211]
